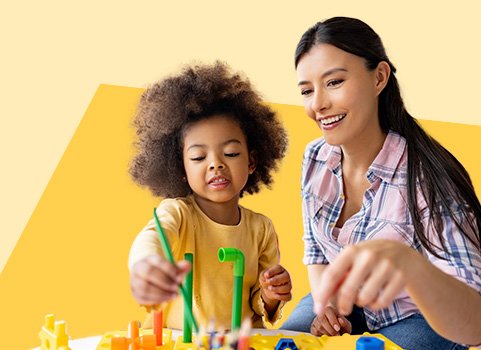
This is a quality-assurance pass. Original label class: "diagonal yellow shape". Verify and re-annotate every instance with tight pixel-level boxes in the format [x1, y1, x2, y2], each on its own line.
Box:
[0, 84, 480, 349]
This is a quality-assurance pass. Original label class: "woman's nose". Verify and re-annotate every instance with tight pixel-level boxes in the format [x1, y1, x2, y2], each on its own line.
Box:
[311, 89, 330, 114]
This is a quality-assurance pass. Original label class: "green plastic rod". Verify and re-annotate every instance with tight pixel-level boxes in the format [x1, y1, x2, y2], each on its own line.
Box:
[183, 253, 193, 343]
[218, 247, 245, 330]
[153, 208, 199, 334]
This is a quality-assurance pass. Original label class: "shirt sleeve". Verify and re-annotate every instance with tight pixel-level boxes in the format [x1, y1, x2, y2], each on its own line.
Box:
[250, 218, 286, 326]
[128, 199, 183, 270]
[422, 203, 481, 294]
[301, 145, 329, 265]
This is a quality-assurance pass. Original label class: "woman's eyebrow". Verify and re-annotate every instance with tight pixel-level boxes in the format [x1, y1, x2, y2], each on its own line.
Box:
[298, 67, 348, 86]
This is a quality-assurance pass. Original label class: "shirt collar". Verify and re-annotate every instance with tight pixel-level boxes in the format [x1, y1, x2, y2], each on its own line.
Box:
[318, 130, 406, 182]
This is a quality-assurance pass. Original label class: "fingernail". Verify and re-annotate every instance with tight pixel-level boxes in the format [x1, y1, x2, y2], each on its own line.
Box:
[334, 324, 340, 332]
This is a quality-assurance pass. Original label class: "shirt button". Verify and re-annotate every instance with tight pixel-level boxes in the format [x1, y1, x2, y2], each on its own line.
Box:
[330, 223, 335, 227]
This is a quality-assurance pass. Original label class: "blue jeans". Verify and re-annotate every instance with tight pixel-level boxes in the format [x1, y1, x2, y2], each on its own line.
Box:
[280, 293, 467, 350]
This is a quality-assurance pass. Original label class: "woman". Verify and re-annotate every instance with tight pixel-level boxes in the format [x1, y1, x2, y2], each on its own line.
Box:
[281, 17, 481, 349]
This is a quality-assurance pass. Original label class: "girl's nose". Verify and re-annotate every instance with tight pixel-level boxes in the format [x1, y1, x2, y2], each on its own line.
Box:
[209, 161, 225, 171]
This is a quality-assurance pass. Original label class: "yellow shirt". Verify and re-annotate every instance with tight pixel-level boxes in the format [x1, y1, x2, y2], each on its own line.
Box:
[128, 196, 284, 329]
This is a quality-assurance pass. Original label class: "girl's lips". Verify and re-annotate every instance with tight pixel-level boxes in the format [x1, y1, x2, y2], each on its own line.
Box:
[208, 176, 231, 189]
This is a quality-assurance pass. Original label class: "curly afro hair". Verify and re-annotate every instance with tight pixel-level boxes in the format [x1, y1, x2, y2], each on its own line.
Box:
[129, 61, 288, 198]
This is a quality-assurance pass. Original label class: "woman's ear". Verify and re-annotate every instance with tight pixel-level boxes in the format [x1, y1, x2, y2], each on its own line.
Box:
[375, 61, 390, 96]
[248, 151, 257, 175]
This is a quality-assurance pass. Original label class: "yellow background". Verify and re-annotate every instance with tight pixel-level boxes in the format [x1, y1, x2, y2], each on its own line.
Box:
[1, 2, 481, 349]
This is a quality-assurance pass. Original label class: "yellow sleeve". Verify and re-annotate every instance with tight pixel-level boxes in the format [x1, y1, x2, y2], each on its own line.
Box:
[250, 218, 286, 327]
[128, 199, 183, 270]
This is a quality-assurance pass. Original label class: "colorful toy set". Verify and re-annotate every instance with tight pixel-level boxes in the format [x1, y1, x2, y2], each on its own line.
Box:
[38, 211, 403, 350]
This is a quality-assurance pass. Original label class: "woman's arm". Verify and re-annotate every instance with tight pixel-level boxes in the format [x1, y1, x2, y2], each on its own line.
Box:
[314, 240, 481, 345]
[405, 248, 481, 345]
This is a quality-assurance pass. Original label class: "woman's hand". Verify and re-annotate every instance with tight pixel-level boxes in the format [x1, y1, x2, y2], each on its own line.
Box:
[129, 254, 191, 305]
[310, 304, 352, 336]
[313, 240, 413, 316]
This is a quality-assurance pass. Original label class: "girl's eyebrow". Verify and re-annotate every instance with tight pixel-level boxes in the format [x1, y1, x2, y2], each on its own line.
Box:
[298, 67, 348, 86]
[186, 139, 242, 151]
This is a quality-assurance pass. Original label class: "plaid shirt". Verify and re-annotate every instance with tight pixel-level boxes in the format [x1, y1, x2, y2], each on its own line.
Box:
[302, 131, 481, 330]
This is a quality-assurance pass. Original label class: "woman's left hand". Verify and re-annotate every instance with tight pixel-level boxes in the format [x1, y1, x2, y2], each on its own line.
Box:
[313, 240, 415, 316]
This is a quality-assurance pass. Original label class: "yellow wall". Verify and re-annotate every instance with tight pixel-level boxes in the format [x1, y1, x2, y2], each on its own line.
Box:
[1, 85, 480, 349]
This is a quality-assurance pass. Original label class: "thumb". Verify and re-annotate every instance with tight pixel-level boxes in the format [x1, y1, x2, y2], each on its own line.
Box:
[177, 260, 192, 274]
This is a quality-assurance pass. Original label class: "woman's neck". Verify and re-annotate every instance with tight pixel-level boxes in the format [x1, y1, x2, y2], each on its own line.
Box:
[341, 128, 387, 176]
[193, 194, 241, 225]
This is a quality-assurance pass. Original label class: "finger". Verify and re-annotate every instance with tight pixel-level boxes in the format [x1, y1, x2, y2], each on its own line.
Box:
[336, 249, 376, 315]
[324, 310, 341, 334]
[316, 247, 355, 314]
[266, 281, 291, 294]
[264, 271, 290, 286]
[130, 275, 178, 304]
[263, 265, 284, 279]
[134, 261, 180, 293]
[370, 270, 405, 310]
[357, 260, 392, 307]
[338, 316, 352, 334]
[319, 314, 338, 336]
[310, 316, 324, 336]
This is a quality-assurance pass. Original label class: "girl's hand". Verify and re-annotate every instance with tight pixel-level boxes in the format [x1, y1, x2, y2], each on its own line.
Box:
[310, 305, 352, 336]
[259, 264, 293, 303]
[129, 254, 191, 305]
[313, 240, 413, 317]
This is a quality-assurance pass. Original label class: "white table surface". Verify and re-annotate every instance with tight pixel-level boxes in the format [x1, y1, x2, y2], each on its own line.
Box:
[34, 328, 306, 350]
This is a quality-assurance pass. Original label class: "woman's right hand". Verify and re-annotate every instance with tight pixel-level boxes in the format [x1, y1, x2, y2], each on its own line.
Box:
[310, 305, 352, 336]
[129, 254, 191, 305]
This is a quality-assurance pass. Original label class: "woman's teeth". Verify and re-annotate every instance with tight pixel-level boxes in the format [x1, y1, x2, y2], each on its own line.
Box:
[321, 114, 346, 125]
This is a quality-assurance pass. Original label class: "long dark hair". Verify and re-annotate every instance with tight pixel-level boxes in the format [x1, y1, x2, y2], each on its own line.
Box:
[295, 17, 481, 258]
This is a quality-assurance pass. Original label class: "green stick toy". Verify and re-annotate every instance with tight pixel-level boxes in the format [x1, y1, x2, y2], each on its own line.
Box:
[153, 208, 199, 334]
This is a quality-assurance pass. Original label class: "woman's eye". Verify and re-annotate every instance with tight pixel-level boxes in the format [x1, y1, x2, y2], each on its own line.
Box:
[225, 153, 240, 158]
[190, 156, 205, 161]
[301, 89, 313, 96]
[327, 79, 344, 87]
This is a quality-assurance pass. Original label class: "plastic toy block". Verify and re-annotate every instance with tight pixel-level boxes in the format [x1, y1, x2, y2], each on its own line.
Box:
[275, 338, 298, 350]
[39, 314, 71, 350]
[317, 332, 401, 350]
[356, 336, 384, 350]
[96, 327, 172, 350]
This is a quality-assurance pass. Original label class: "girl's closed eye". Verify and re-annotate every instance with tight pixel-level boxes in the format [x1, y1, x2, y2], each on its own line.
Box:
[225, 152, 240, 157]
[190, 156, 206, 161]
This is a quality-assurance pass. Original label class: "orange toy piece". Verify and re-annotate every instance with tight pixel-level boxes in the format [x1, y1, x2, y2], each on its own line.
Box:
[39, 314, 71, 350]
[109, 321, 157, 350]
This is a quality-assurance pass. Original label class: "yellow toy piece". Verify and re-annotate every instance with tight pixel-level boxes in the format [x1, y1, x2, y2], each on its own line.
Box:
[97, 326, 173, 350]
[39, 314, 71, 350]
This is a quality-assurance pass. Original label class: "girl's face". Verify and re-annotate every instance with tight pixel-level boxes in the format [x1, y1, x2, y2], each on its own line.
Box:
[182, 115, 255, 205]
[296, 44, 387, 147]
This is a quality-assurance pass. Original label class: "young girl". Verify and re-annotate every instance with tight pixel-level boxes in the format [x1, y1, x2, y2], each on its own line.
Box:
[128, 62, 292, 330]
[281, 17, 481, 349]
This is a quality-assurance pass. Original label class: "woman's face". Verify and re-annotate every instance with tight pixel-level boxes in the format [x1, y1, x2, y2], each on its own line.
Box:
[296, 43, 386, 147]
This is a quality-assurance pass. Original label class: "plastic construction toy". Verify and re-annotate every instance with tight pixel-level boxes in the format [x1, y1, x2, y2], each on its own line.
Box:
[39, 314, 71, 350]
[97, 312, 172, 350]
[218, 247, 245, 331]
[98, 325, 402, 350]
